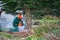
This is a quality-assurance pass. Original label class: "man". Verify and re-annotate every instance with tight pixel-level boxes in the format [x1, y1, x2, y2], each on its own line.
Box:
[10, 10, 33, 37]
[11, 10, 25, 32]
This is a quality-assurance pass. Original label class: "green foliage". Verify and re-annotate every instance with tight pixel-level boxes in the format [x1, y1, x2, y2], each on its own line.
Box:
[33, 16, 60, 38]
[0, 33, 14, 38]
[1, 0, 60, 12]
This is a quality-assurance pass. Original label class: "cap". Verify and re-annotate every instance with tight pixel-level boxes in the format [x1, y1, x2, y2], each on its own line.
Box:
[16, 10, 23, 13]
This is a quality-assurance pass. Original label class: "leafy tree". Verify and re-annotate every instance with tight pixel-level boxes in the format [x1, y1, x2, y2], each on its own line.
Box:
[1, 0, 60, 16]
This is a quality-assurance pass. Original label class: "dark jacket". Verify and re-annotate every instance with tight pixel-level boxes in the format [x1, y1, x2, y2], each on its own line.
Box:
[12, 16, 22, 32]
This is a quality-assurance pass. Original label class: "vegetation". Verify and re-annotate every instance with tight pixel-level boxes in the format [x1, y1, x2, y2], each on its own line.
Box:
[0, 0, 60, 40]
[1, 0, 60, 16]
[0, 16, 60, 40]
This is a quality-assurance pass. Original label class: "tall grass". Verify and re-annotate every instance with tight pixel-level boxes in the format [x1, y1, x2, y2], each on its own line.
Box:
[0, 15, 60, 40]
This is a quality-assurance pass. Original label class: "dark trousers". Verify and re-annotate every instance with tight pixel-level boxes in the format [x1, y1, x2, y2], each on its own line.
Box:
[9, 27, 19, 32]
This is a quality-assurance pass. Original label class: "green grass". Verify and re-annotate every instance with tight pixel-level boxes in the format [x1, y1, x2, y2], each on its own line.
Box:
[0, 32, 14, 38]
[0, 18, 60, 40]
[40, 19, 60, 22]
[0, 32, 22, 40]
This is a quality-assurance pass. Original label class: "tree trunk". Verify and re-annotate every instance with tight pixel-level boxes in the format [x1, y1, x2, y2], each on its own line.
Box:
[23, 4, 32, 30]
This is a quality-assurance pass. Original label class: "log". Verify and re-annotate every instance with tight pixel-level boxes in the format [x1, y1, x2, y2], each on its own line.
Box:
[8, 29, 33, 37]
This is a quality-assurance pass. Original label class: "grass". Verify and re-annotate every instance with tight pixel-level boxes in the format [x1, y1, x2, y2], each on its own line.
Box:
[0, 32, 22, 40]
[40, 19, 60, 22]
[0, 16, 60, 40]
[32, 19, 60, 23]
